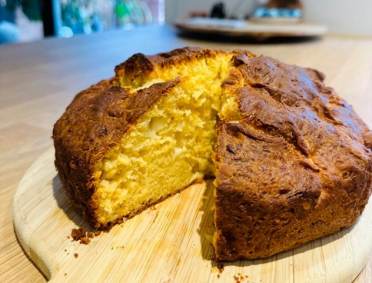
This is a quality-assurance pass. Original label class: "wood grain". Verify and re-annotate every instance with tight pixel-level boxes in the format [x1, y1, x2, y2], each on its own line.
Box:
[13, 148, 372, 282]
[1, 25, 372, 282]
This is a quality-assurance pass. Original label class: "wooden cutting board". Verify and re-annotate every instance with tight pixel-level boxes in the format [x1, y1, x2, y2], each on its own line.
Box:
[13, 147, 372, 283]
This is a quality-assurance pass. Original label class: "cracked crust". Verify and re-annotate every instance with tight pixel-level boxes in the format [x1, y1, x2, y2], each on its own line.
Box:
[214, 56, 372, 260]
[53, 48, 372, 260]
[115, 47, 229, 84]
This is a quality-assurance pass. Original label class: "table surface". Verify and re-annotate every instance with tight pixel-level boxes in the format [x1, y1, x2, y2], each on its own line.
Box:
[0, 25, 371, 283]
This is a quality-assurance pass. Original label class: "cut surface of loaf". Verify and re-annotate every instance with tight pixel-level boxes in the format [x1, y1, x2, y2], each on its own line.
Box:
[53, 47, 372, 261]
[93, 50, 236, 225]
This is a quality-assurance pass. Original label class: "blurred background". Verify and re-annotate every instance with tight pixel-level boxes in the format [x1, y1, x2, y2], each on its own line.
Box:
[0, 0, 165, 44]
[0, 0, 371, 45]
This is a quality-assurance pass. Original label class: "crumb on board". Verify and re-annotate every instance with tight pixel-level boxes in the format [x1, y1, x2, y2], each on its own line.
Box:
[70, 228, 101, 244]
[233, 273, 248, 283]
[111, 245, 125, 250]
[64, 273, 67, 277]
[74, 253, 79, 258]
[216, 262, 224, 273]
[233, 275, 240, 283]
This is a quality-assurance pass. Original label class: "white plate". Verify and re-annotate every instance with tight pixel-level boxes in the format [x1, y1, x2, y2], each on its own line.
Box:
[175, 17, 327, 38]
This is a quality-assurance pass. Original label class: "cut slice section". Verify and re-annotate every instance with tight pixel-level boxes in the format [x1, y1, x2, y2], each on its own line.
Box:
[91, 49, 245, 226]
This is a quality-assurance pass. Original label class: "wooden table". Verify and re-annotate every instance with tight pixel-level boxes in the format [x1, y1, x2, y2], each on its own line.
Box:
[0, 25, 371, 283]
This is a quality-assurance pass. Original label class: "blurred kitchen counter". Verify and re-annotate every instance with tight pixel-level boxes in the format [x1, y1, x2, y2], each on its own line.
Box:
[0, 25, 371, 282]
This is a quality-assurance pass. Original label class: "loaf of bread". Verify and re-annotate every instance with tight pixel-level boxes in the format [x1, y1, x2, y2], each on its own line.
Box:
[53, 47, 372, 261]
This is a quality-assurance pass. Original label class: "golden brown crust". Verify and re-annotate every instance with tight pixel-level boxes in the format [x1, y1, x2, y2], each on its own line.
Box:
[53, 48, 372, 260]
[115, 47, 223, 79]
[53, 47, 229, 228]
[53, 78, 178, 227]
[115, 47, 255, 84]
[214, 56, 372, 260]
[54, 47, 231, 228]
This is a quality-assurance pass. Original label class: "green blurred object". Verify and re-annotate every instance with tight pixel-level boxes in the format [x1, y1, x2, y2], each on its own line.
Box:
[115, 1, 129, 17]
[59, 0, 153, 36]
[115, 0, 131, 26]
[20, 0, 41, 20]
[3, 0, 41, 21]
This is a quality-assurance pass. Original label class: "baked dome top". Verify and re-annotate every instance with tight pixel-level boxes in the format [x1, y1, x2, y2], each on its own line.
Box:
[53, 47, 371, 260]
[214, 55, 372, 259]
[218, 54, 372, 197]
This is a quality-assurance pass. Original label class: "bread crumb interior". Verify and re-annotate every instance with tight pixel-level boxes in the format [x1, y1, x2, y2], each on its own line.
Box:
[93, 54, 236, 225]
